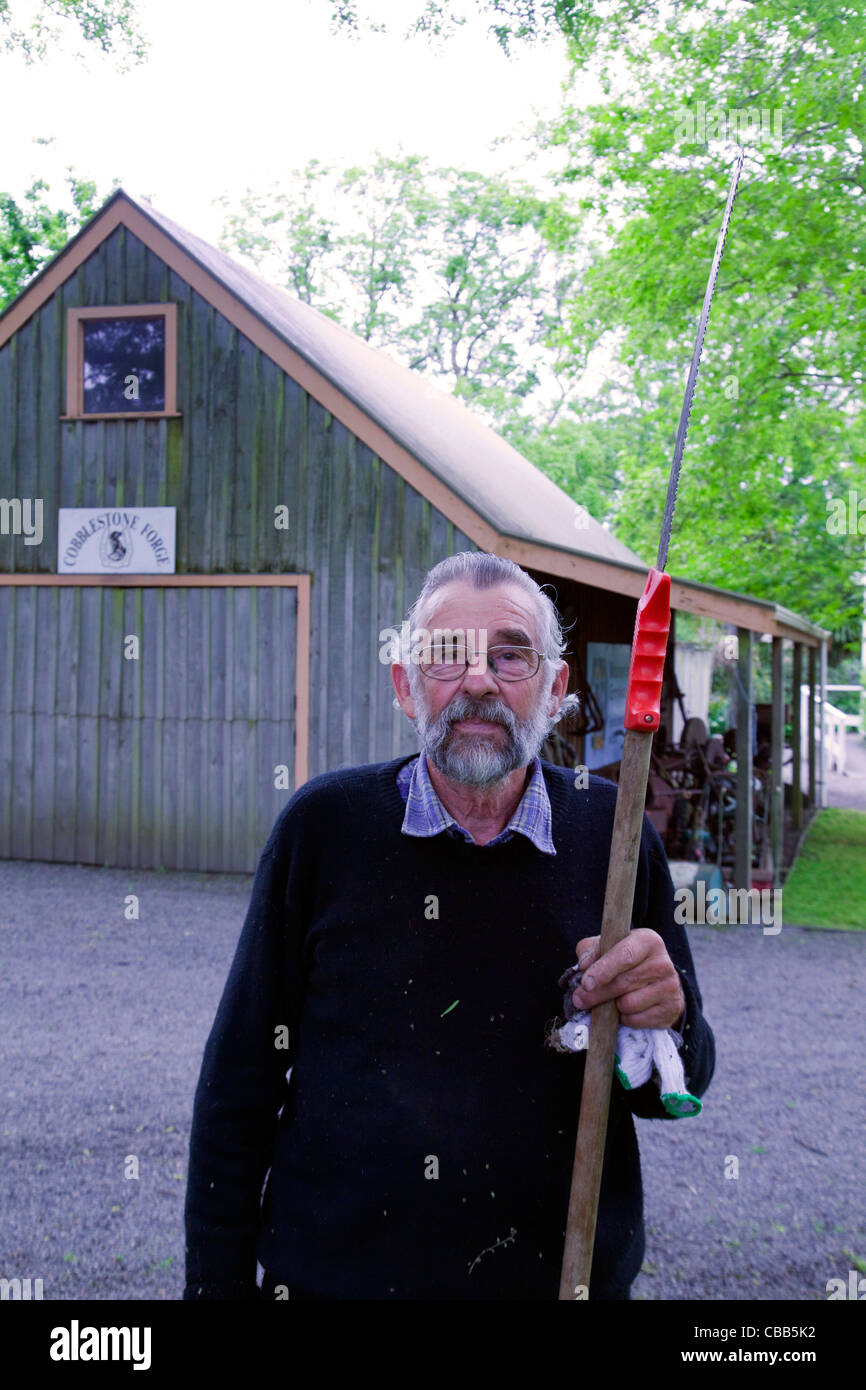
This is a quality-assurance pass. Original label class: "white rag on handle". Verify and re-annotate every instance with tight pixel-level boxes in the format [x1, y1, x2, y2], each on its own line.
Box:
[550, 964, 701, 1118]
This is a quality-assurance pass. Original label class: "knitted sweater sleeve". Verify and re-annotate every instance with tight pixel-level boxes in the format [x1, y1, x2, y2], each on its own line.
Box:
[623, 816, 716, 1120]
[182, 800, 311, 1300]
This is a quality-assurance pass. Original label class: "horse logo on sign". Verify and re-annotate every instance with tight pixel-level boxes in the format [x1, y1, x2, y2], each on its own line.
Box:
[99, 526, 132, 569]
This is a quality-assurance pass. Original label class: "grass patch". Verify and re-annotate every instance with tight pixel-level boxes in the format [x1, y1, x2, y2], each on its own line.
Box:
[783, 809, 866, 929]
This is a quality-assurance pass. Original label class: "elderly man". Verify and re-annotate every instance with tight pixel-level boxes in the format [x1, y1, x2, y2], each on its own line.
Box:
[183, 551, 714, 1301]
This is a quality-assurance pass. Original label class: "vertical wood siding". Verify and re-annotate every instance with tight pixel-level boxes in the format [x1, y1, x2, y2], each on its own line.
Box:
[0, 584, 297, 872]
[0, 222, 480, 867]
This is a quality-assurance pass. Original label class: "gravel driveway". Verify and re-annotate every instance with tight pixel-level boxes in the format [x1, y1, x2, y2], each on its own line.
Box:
[1, 858, 862, 1301]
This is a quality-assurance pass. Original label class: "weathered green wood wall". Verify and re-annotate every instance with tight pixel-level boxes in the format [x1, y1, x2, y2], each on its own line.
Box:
[0, 225, 477, 869]
[0, 584, 297, 871]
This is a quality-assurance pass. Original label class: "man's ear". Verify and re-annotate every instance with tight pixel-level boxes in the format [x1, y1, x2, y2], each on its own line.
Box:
[548, 659, 570, 715]
[391, 663, 415, 719]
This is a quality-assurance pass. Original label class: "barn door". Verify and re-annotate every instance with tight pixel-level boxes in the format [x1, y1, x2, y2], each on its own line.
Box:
[0, 583, 302, 872]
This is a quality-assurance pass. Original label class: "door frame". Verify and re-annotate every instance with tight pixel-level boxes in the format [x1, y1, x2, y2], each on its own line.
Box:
[0, 572, 311, 788]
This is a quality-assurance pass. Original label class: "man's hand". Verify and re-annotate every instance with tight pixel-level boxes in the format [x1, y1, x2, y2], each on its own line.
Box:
[571, 929, 685, 1031]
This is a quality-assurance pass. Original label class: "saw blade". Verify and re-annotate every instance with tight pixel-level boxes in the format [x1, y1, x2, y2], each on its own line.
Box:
[656, 146, 745, 572]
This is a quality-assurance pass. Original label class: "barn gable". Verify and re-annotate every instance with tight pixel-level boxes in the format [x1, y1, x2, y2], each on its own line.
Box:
[0, 189, 646, 585]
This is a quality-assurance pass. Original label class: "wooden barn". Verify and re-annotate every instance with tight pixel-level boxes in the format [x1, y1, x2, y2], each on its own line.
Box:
[0, 189, 829, 875]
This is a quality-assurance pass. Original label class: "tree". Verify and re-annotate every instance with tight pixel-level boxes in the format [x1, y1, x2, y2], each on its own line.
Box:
[217, 162, 341, 311]
[503, 408, 622, 525]
[219, 154, 582, 425]
[401, 167, 579, 417]
[327, 1, 865, 645]
[1, 0, 147, 65]
[219, 156, 435, 340]
[254, 3, 866, 646]
[328, 156, 435, 344]
[0, 168, 111, 308]
[326, 0, 605, 53]
[534, 0, 866, 645]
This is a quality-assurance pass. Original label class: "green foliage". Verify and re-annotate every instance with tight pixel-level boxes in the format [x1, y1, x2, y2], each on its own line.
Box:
[502, 409, 620, 523]
[219, 154, 581, 421]
[217, 161, 340, 310]
[0, 0, 147, 65]
[329, 156, 435, 344]
[326, 0, 605, 52]
[249, 2, 866, 648]
[0, 168, 110, 308]
[403, 167, 575, 411]
[539, 0, 866, 645]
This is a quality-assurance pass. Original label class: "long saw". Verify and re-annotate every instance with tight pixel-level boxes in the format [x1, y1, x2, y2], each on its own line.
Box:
[558, 147, 745, 1301]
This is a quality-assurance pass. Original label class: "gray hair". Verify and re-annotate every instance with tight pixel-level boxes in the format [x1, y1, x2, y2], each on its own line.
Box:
[408, 551, 567, 659]
[402, 551, 581, 726]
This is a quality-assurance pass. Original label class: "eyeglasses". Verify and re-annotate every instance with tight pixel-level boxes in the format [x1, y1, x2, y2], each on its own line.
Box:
[418, 644, 546, 682]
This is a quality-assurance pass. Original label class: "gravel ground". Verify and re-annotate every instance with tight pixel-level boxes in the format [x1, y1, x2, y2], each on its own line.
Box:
[1, 858, 863, 1302]
[632, 921, 865, 1301]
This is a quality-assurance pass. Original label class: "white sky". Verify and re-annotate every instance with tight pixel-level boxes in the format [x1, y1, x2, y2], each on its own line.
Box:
[0, 0, 579, 244]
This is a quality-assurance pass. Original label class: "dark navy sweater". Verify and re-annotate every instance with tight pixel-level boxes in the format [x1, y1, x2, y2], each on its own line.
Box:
[183, 756, 714, 1300]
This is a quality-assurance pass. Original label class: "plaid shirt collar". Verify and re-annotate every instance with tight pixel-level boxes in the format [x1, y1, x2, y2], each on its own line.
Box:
[395, 751, 555, 855]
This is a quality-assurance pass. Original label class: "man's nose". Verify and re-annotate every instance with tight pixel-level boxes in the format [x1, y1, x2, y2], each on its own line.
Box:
[460, 655, 498, 691]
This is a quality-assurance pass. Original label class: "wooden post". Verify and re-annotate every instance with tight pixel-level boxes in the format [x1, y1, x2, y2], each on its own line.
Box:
[791, 643, 802, 830]
[558, 725, 655, 1299]
[558, 566, 671, 1300]
[734, 627, 753, 891]
[818, 638, 828, 808]
[770, 636, 784, 888]
[808, 646, 818, 807]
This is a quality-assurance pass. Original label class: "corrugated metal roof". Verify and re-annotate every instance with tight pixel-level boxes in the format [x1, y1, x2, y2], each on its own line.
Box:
[127, 192, 646, 572]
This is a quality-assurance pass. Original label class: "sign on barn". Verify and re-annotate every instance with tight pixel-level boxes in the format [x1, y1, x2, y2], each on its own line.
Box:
[58, 507, 176, 573]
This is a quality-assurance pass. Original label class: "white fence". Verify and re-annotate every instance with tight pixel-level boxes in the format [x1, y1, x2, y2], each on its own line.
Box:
[800, 684, 863, 778]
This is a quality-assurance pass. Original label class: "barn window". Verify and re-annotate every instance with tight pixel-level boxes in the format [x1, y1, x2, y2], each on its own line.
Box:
[63, 304, 180, 419]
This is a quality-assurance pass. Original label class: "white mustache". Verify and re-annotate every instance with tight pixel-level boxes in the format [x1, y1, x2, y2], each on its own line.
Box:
[444, 701, 513, 731]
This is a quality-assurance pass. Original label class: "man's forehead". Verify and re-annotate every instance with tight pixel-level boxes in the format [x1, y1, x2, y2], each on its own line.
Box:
[421, 581, 542, 639]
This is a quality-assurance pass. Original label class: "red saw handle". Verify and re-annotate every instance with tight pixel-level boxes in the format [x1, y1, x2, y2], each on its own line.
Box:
[624, 567, 671, 731]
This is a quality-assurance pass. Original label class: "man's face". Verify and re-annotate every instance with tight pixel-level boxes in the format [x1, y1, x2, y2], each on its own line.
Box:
[393, 580, 567, 788]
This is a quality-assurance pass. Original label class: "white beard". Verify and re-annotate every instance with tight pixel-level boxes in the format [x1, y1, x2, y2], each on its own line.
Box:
[410, 685, 555, 788]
